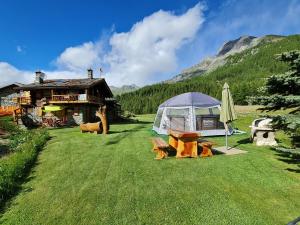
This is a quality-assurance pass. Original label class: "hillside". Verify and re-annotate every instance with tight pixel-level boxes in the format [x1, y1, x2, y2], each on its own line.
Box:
[167, 34, 285, 82]
[117, 34, 300, 114]
[110, 84, 139, 95]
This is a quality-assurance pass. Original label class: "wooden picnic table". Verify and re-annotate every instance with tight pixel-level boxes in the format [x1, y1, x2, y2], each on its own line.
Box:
[168, 130, 200, 158]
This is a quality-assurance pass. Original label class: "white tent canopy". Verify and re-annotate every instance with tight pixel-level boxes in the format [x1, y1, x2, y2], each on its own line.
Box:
[153, 92, 231, 136]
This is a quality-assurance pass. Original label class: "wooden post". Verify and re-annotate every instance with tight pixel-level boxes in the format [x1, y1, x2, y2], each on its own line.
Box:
[85, 89, 88, 100]
[51, 89, 54, 101]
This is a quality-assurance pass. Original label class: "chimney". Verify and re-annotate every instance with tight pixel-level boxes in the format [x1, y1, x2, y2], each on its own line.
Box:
[35, 71, 44, 84]
[87, 68, 93, 79]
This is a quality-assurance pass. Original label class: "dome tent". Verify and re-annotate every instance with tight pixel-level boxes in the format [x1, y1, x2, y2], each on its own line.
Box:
[153, 92, 231, 136]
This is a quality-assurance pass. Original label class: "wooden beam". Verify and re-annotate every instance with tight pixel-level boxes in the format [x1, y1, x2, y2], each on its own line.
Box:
[51, 89, 54, 101]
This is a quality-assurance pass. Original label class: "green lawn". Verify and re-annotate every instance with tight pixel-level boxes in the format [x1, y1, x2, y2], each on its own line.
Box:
[0, 113, 299, 225]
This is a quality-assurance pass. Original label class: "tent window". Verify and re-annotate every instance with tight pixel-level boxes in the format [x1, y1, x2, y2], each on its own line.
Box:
[195, 108, 210, 116]
[210, 107, 220, 115]
[167, 108, 189, 116]
[166, 108, 190, 131]
[195, 107, 222, 131]
[154, 108, 163, 128]
[196, 116, 217, 130]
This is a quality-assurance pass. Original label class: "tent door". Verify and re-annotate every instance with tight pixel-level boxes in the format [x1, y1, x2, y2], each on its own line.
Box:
[170, 116, 189, 131]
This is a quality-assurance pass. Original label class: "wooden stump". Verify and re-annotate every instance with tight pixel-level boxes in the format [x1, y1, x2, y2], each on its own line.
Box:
[96, 105, 109, 134]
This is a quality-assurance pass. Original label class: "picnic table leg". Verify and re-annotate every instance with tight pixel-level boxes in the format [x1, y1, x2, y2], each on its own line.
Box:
[200, 144, 213, 157]
[190, 141, 198, 158]
[176, 140, 198, 158]
[168, 135, 178, 150]
[152, 146, 167, 160]
[176, 140, 187, 158]
[182, 141, 198, 158]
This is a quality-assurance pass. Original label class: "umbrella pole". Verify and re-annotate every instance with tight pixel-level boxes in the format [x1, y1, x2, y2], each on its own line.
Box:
[226, 128, 228, 150]
[224, 123, 228, 150]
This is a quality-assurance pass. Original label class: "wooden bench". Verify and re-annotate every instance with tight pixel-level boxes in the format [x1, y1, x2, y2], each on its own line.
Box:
[152, 138, 169, 160]
[198, 140, 214, 157]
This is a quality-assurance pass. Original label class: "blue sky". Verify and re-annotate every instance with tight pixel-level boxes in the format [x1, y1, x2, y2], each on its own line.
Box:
[0, 0, 300, 87]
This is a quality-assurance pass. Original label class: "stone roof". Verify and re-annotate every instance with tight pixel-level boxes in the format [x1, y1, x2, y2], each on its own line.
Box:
[0, 83, 23, 91]
[16, 78, 104, 89]
[15, 78, 113, 97]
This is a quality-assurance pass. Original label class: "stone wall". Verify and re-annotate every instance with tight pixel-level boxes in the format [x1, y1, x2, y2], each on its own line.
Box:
[0, 93, 19, 106]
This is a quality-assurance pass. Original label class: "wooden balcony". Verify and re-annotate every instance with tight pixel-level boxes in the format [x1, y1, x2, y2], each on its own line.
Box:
[15, 97, 31, 105]
[49, 94, 102, 104]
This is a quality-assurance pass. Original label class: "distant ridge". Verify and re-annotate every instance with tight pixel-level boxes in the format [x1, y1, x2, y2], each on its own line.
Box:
[110, 84, 139, 95]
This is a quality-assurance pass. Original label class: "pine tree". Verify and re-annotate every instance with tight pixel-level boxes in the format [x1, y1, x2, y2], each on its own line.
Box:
[251, 50, 300, 148]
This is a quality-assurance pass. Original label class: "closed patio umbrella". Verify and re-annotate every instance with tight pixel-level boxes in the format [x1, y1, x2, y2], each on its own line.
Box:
[220, 83, 237, 150]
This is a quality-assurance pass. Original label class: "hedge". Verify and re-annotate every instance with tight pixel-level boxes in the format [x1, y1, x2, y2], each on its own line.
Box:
[0, 122, 49, 205]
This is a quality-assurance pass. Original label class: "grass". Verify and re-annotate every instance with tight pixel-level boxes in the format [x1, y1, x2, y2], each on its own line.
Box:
[0, 109, 299, 225]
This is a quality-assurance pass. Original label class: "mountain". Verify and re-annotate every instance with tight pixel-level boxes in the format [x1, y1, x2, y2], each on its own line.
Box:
[110, 84, 139, 95]
[167, 35, 285, 82]
[117, 34, 300, 114]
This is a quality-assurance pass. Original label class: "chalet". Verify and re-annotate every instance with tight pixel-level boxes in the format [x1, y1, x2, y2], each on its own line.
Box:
[15, 69, 120, 126]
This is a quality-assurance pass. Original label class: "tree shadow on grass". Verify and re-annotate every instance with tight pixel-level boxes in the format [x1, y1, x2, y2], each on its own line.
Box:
[108, 130, 133, 134]
[286, 168, 300, 173]
[112, 119, 152, 125]
[105, 124, 148, 146]
[273, 150, 300, 173]
[231, 137, 252, 149]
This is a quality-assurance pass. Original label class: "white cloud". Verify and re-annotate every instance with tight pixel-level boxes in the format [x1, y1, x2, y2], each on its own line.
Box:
[0, 62, 32, 87]
[105, 3, 204, 85]
[55, 41, 103, 71]
[16, 46, 22, 53]
[55, 3, 205, 86]
[44, 70, 83, 80]
[0, 62, 86, 88]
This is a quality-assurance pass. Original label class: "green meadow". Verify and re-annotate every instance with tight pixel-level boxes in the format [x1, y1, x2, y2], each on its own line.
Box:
[0, 108, 299, 225]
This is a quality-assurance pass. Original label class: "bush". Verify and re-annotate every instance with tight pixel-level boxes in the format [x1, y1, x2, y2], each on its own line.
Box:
[0, 127, 49, 205]
[0, 117, 19, 134]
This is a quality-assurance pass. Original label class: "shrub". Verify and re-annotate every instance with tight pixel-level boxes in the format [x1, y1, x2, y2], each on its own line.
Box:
[0, 127, 49, 205]
[0, 117, 19, 134]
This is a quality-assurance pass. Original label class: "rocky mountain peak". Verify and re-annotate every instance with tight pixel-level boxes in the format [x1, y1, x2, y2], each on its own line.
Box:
[166, 34, 285, 83]
[217, 35, 257, 56]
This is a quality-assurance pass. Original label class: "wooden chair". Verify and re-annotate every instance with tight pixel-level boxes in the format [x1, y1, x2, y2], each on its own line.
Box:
[152, 138, 169, 160]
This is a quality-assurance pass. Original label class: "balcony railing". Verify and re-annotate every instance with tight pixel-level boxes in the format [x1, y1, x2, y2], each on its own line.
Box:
[14, 94, 103, 106]
[52, 94, 82, 102]
[50, 94, 102, 104]
[14, 97, 31, 105]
